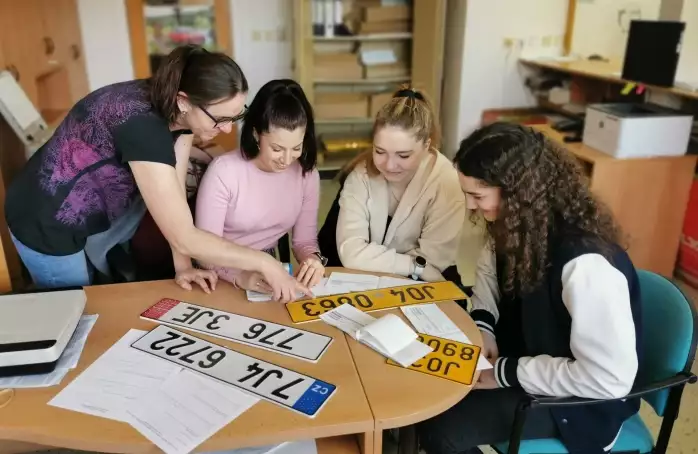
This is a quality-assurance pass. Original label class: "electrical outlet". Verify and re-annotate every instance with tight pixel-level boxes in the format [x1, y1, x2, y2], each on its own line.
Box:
[264, 30, 275, 41]
[542, 36, 552, 47]
[252, 30, 262, 42]
[503, 38, 514, 49]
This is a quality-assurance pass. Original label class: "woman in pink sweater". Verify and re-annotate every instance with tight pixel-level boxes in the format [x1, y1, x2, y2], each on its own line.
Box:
[195, 80, 325, 297]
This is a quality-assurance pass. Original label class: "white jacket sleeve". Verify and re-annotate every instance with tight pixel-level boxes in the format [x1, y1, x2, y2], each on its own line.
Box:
[469, 242, 500, 337]
[336, 169, 415, 276]
[493, 253, 638, 399]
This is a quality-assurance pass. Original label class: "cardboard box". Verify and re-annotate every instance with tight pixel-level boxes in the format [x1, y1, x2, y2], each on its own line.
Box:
[370, 92, 394, 117]
[363, 5, 412, 23]
[314, 53, 362, 80]
[358, 20, 411, 34]
[315, 93, 369, 119]
[364, 63, 410, 79]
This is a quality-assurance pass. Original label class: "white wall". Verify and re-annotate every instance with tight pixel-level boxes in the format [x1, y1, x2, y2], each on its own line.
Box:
[448, 0, 568, 148]
[677, 0, 698, 84]
[230, 0, 294, 101]
[77, 0, 135, 91]
[570, 0, 662, 60]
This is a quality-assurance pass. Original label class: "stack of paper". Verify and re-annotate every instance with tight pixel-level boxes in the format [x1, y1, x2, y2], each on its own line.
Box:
[246, 272, 421, 303]
[320, 304, 432, 367]
[401, 304, 493, 371]
[0, 314, 98, 389]
[49, 329, 260, 454]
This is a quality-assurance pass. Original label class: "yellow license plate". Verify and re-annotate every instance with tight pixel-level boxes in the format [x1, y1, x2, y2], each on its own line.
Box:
[285, 281, 466, 323]
[387, 333, 481, 385]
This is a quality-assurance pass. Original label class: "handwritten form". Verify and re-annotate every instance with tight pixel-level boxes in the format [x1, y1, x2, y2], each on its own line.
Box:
[125, 370, 258, 454]
[50, 329, 264, 454]
[49, 329, 180, 422]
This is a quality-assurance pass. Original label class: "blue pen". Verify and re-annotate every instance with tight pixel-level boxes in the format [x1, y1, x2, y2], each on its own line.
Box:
[282, 262, 293, 275]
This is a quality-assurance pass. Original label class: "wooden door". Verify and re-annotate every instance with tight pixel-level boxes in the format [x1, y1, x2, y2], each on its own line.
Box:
[411, 0, 447, 117]
[0, 1, 46, 106]
[40, 0, 89, 103]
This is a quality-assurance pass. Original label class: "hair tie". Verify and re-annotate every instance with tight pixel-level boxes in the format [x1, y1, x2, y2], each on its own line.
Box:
[394, 88, 424, 101]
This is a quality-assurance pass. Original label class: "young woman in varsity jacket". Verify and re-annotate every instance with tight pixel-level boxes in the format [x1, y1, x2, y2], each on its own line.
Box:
[417, 122, 643, 454]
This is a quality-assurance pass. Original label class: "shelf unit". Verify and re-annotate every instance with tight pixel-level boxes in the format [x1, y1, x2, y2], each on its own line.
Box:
[293, 0, 446, 172]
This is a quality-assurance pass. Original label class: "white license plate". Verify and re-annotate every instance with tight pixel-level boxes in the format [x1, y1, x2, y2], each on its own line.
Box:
[141, 299, 333, 362]
[131, 325, 337, 418]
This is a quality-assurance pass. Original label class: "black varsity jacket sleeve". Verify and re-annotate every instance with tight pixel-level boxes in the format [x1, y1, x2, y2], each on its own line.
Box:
[493, 253, 638, 400]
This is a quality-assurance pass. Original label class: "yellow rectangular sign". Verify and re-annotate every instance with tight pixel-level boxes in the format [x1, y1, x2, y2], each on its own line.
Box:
[285, 281, 466, 323]
[387, 333, 481, 385]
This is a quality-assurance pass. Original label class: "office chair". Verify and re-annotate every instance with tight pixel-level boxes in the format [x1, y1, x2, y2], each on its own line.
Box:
[493, 269, 697, 454]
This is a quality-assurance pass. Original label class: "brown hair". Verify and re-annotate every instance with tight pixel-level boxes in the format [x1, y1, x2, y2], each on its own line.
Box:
[337, 85, 440, 182]
[149, 44, 249, 124]
[454, 122, 624, 295]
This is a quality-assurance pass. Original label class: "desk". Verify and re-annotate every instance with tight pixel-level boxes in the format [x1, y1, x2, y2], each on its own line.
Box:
[0, 281, 373, 454]
[535, 124, 697, 277]
[0, 273, 479, 454]
[520, 58, 698, 101]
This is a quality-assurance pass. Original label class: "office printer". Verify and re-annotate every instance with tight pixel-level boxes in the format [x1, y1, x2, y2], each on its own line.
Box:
[0, 289, 86, 377]
[583, 103, 693, 159]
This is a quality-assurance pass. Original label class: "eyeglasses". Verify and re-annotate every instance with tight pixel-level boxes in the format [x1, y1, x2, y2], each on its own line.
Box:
[199, 104, 248, 128]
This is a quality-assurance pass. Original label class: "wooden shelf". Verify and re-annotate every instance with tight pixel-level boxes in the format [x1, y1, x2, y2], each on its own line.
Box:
[520, 58, 698, 101]
[314, 77, 410, 85]
[314, 32, 413, 42]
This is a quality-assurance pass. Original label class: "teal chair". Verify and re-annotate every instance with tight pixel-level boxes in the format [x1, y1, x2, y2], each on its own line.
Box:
[493, 270, 697, 454]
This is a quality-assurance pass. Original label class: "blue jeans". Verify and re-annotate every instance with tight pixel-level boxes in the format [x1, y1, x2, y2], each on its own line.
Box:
[10, 232, 92, 289]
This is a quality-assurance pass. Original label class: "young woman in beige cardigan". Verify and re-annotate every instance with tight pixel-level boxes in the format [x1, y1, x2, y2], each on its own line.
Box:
[318, 87, 465, 284]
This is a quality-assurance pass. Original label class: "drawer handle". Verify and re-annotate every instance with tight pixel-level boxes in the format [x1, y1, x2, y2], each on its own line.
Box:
[44, 37, 55, 55]
[6, 64, 19, 82]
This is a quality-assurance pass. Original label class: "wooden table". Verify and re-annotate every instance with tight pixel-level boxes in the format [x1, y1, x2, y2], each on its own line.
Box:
[0, 272, 480, 454]
[346, 303, 482, 454]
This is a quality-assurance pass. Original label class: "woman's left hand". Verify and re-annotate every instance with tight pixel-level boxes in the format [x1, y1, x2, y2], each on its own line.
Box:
[175, 268, 218, 294]
[473, 368, 499, 390]
[295, 257, 325, 288]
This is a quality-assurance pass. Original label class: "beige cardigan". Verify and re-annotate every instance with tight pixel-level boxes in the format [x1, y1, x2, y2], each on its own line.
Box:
[336, 151, 465, 281]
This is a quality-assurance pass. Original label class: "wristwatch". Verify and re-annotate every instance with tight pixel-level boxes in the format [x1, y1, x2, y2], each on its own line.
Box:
[411, 256, 427, 280]
[313, 252, 329, 267]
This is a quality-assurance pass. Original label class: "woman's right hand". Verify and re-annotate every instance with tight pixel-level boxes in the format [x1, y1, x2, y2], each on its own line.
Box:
[259, 257, 312, 303]
[482, 331, 499, 364]
[236, 270, 274, 294]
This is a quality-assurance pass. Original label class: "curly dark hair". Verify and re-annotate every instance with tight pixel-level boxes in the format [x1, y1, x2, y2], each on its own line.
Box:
[454, 122, 624, 295]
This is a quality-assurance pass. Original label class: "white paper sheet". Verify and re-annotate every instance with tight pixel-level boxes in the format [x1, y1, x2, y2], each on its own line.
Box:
[320, 304, 432, 367]
[326, 272, 380, 292]
[125, 370, 259, 454]
[0, 314, 99, 389]
[360, 49, 397, 66]
[49, 329, 181, 421]
[401, 304, 493, 370]
[377, 276, 424, 288]
[247, 276, 357, 302]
